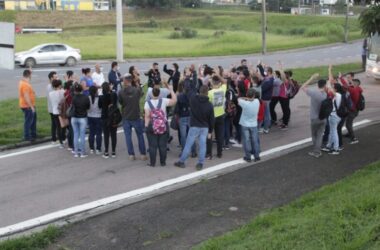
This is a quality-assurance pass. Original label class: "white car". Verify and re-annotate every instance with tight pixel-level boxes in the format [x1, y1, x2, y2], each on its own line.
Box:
[15, 43, 81, 67]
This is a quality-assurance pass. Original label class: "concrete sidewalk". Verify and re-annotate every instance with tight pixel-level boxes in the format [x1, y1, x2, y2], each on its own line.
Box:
[47, 123, 380, 250]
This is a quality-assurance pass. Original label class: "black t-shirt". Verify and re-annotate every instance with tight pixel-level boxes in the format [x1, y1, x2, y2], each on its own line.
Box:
[72, 94, 90, 118]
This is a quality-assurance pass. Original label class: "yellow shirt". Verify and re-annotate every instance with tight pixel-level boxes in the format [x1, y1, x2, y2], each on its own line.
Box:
[208, 84, 227, 118]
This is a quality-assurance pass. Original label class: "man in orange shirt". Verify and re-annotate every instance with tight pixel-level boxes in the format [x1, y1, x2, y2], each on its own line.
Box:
[19, 69, 37, 141]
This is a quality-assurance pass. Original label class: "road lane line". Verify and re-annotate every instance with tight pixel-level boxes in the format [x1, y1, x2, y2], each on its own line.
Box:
[0, 119, 372, 237]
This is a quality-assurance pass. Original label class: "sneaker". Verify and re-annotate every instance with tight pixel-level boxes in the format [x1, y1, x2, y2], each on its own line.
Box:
[308, 151, 322, 158]
[350, 138, 359, 144]
[216, 154, 222, 159]
[96, 150, 102, 155]
[80, 154, 88, 158]
[243, 157, 252, 163]
[263, 129, 269, 134]
[67, 147, 73, 151]
[51, 141, 58, 145]
[328, 150, 340, 155]
[111, 152, 116, 158]
[279, 124, 288, 130]
[206, 155, 213, 160]
[258, 128, 264, 134]
[338, 146, 344, 151]
[147, 163, 155, 167]
[102, 153, 109, 159]
[254, 157, 261, 162]
[174, 161, 186, 168]
[71, 150, 76, 154]
[223, 146, 230, 151]
[129, 155, 136, 161]
[58, 144, 65, 149]
[229, 139, 237, 144]
[321, 147, 331, 152]
[196, 163, 203, 171]
[160, 163, 166, 167]
[140, 155, 148, 161]
[90, 149, 94, 154]
[74, 154, 79, 158]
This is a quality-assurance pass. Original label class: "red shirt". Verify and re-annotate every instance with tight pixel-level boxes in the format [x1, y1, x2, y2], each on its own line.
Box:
[340, 77, 363, 111]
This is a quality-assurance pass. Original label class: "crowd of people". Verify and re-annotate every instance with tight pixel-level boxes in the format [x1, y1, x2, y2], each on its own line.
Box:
[18, 60, 364, 169]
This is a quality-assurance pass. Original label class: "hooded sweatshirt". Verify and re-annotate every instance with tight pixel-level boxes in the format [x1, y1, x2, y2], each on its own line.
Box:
[118, 85, 143, 120]
[189, 94, 215, 133]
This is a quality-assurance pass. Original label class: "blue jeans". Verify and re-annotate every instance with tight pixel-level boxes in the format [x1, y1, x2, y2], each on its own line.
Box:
[88, 117, 102, 151]
[21, 108, 37, 140]
[241, 126, 260, 159]
[180, 127, 208, 165]
[123, 119, 146, 156]
[327, 113, 341, 151]
[72, 117, 87, 155]
[263, 100, 271, 130]
[179, 116, 196, 154]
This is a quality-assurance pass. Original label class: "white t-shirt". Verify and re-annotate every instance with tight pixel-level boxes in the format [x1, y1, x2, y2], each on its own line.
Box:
[92, 71, 105, 95]
[145, 87, 170, 101]
[332, 92, 342, 113]
[49, 89, 65, 115]
[144, 98, 170, 116]
[47, 84, 53, 113]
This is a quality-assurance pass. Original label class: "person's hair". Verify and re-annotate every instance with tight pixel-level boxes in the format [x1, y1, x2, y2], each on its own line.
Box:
[231, 67, 237, 73]
[152, 87, 160, 97]
[247, 88, 256, 99]
[66, 70, 74, 79]
[153, 62, 159, 66]
[173, 63, 179, 71]
[211, 75, 221, 85]
[243, 69, 250, 78]
[241, 59, 247, 64]
[317, 79, 327, 88]
[64, 80, 74, 90]
[199, 85, 209, 96]
[153, 79, 161, 86]
[334, 83, 344, 94]
[177, 81, 184, 94]
[82, 68, 91, 75]
[275, 70, 281, 78]
[349, 72, 355, 78]
[74, 83, 83, 93]
[267, 67, 273, 75]
[252, 75, 260, 84]
[102, 82, 111, 94]
[203, 66, 214, 76]
[129, 66, 135, 75]
[23, 69, 32, 78]
[52, 79, 62, 89]
[352, 79, 361, 85]
[285, 70, 293, 78]
[111, 61, 118, 69]
[89, 86, 98, 104]
[48, 71, 57, 80]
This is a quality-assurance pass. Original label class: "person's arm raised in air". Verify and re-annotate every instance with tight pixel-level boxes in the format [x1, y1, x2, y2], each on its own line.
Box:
[301, 73, 320, 92]
[163, 81, 177, 107]
[328, 64, 334, 84]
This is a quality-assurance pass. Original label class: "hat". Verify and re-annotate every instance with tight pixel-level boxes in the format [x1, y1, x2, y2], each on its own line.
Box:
[123, 73, 132, 81]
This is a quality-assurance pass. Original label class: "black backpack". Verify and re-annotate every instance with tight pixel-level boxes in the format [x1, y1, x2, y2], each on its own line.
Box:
[335, 95, 349, 118]
[107, 94, 122, 128]
[357, 93, 365, 111]
[319, 97, 333, 120]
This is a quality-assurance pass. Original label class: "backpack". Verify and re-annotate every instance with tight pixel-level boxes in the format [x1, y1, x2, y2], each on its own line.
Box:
[357, 93, 365, 111]
[225, 89, 237, 118]
[148, 99, 167, 135]
[334, 95, 349, 118]
[319, 97, 333, 120]
[107, 95, 122, 128]
[286, 79, 300, 99]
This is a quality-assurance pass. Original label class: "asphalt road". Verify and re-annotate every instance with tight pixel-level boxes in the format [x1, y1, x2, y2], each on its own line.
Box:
[0, 73, 379, 231]
[48, 123, 380, 250]
[0, 41, 362, 100]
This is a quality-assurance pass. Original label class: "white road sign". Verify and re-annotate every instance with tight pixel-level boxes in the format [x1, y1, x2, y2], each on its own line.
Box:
[0, 22, 15, 70]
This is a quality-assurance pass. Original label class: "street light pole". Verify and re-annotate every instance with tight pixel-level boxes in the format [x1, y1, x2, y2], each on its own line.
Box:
[344, 0, 349, 43]
[116, 0, 124, 62]
[261, 0, 267, 54]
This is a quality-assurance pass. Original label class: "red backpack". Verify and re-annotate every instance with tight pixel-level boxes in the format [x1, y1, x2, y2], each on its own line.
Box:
[148, 99, 167, 135]
[258, 100, 265, 122]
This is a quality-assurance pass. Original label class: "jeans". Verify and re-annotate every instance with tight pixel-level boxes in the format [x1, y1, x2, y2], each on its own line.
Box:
[52, 114, 65, 144]
[269, 97, 280, 123]
[67, 119, 74, 149]
[207, 115, 225, 157]
[224, 115, 232, 146]
[179, 116, 196, 154]
[337, 117, 346, 147]
[279, 97, 291, 125]
[180, 127, 208, 165]
[88, 117, 102, 151]
[123, 119, 146, 156]
[21, 108, 37, 140]
[50, 113, 58, 142]
[345, 110, 358, 140]
[72, 117, 87, 155]
[263, 100, 271, 130]
[327, 113, 341, 151]
[241, 126, 260, 159]
[310, 119, 326, 154]
[147, 131, 168, 166]
[102, 120, 117, 154]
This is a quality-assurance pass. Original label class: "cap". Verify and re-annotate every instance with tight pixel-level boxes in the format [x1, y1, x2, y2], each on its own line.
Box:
[123, 73, 132, 81]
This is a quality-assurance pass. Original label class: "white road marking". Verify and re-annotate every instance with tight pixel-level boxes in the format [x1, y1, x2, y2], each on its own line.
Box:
[0, 119, 372, 237]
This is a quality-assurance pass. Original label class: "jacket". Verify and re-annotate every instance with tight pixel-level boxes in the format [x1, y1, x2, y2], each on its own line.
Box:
[108, 70, 121, 91]
[118, 85, 143, 120]
[98, 92, 118, 120]
[175, 93, 191, 118]
[72, 93, 90, 118]
[261, 76, 274, 101]
[189, 94, 215, 133]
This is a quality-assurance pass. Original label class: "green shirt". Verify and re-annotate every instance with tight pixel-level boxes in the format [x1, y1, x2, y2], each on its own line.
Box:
[208, 84, 227, 118]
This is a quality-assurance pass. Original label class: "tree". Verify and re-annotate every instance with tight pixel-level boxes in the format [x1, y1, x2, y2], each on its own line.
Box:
[126, 0, 177, 8]
[359, 4, 380, 36]
[180, 0, 202, 8]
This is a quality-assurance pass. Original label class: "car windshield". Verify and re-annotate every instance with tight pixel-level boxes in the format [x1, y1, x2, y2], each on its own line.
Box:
[29, 45, 44, 52]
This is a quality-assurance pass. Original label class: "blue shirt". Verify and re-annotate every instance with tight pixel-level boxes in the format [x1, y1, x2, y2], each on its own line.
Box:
[238, 98, 260, 127]
[81, 76, 94, 96]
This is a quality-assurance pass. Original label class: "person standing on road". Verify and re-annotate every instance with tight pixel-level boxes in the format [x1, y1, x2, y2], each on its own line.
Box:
[260, 67, 274, 134]
[129, 66, 141, 87]
[118, 74, 147, 161]
[238, 88, 261, 163]
[80, 68, 94, 96]
[269, 70, 284, 126]
[144, 83, 177, 167]
[145, 63, 161, 89]
[88, 86, 102, 155]
[71, 84, 90, 158]
[92, 64, 105, 95]
[49, 79, 65, 148]
[163, 63, 180, 93]
[362, 38, 368, 71]
[174, 85, 215, 171]
[108, 62, 122, 93]
[99, 82, 118, 159]
[19, 69, 37, 142]
[64, 80, 74, 150]
[301, 73, 326, 158]
[47, 71, 58, 144]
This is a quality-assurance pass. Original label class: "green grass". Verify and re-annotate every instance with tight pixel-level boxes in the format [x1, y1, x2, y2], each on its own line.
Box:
[195, 161, 380, 250]
[0, 63, 361, 147]
[14, 10, 362, 59]
[0, 97, 50, 146]
[0, 226, 61, 250]
[0, 10, 16, 22]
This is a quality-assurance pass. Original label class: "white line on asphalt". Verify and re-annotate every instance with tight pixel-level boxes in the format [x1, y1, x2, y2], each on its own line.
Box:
[0, 119, 372, 237]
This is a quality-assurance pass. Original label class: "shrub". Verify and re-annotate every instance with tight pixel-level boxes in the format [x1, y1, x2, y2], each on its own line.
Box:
[305, 24, 343, 38]
[275, 28, 284, 35]
[289, 27, 305, 35]
[181, 28, 198, 39]
[148, 17, 159, 28]
[169, 31, 181, 39]
[213, 30, 226, 37]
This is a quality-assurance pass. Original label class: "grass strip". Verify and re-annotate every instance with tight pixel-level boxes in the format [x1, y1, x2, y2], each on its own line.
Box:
[195, 161, 380, 250]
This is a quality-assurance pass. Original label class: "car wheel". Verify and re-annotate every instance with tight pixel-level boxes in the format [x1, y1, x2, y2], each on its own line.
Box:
[25, 58, 36, 68]
[66, 57, 76, 67]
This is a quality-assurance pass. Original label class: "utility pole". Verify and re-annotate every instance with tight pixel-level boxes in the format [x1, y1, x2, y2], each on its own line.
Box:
[261, 0, 267, 54]
[344, 0, 349, 43]
[116, 0, 124, 62]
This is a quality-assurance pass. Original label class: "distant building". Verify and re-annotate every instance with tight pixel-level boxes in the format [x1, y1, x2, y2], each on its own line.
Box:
[0, 0, 109, 11]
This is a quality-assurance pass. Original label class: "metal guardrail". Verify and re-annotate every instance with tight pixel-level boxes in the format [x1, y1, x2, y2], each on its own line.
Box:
[22, 28, 63, 34]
